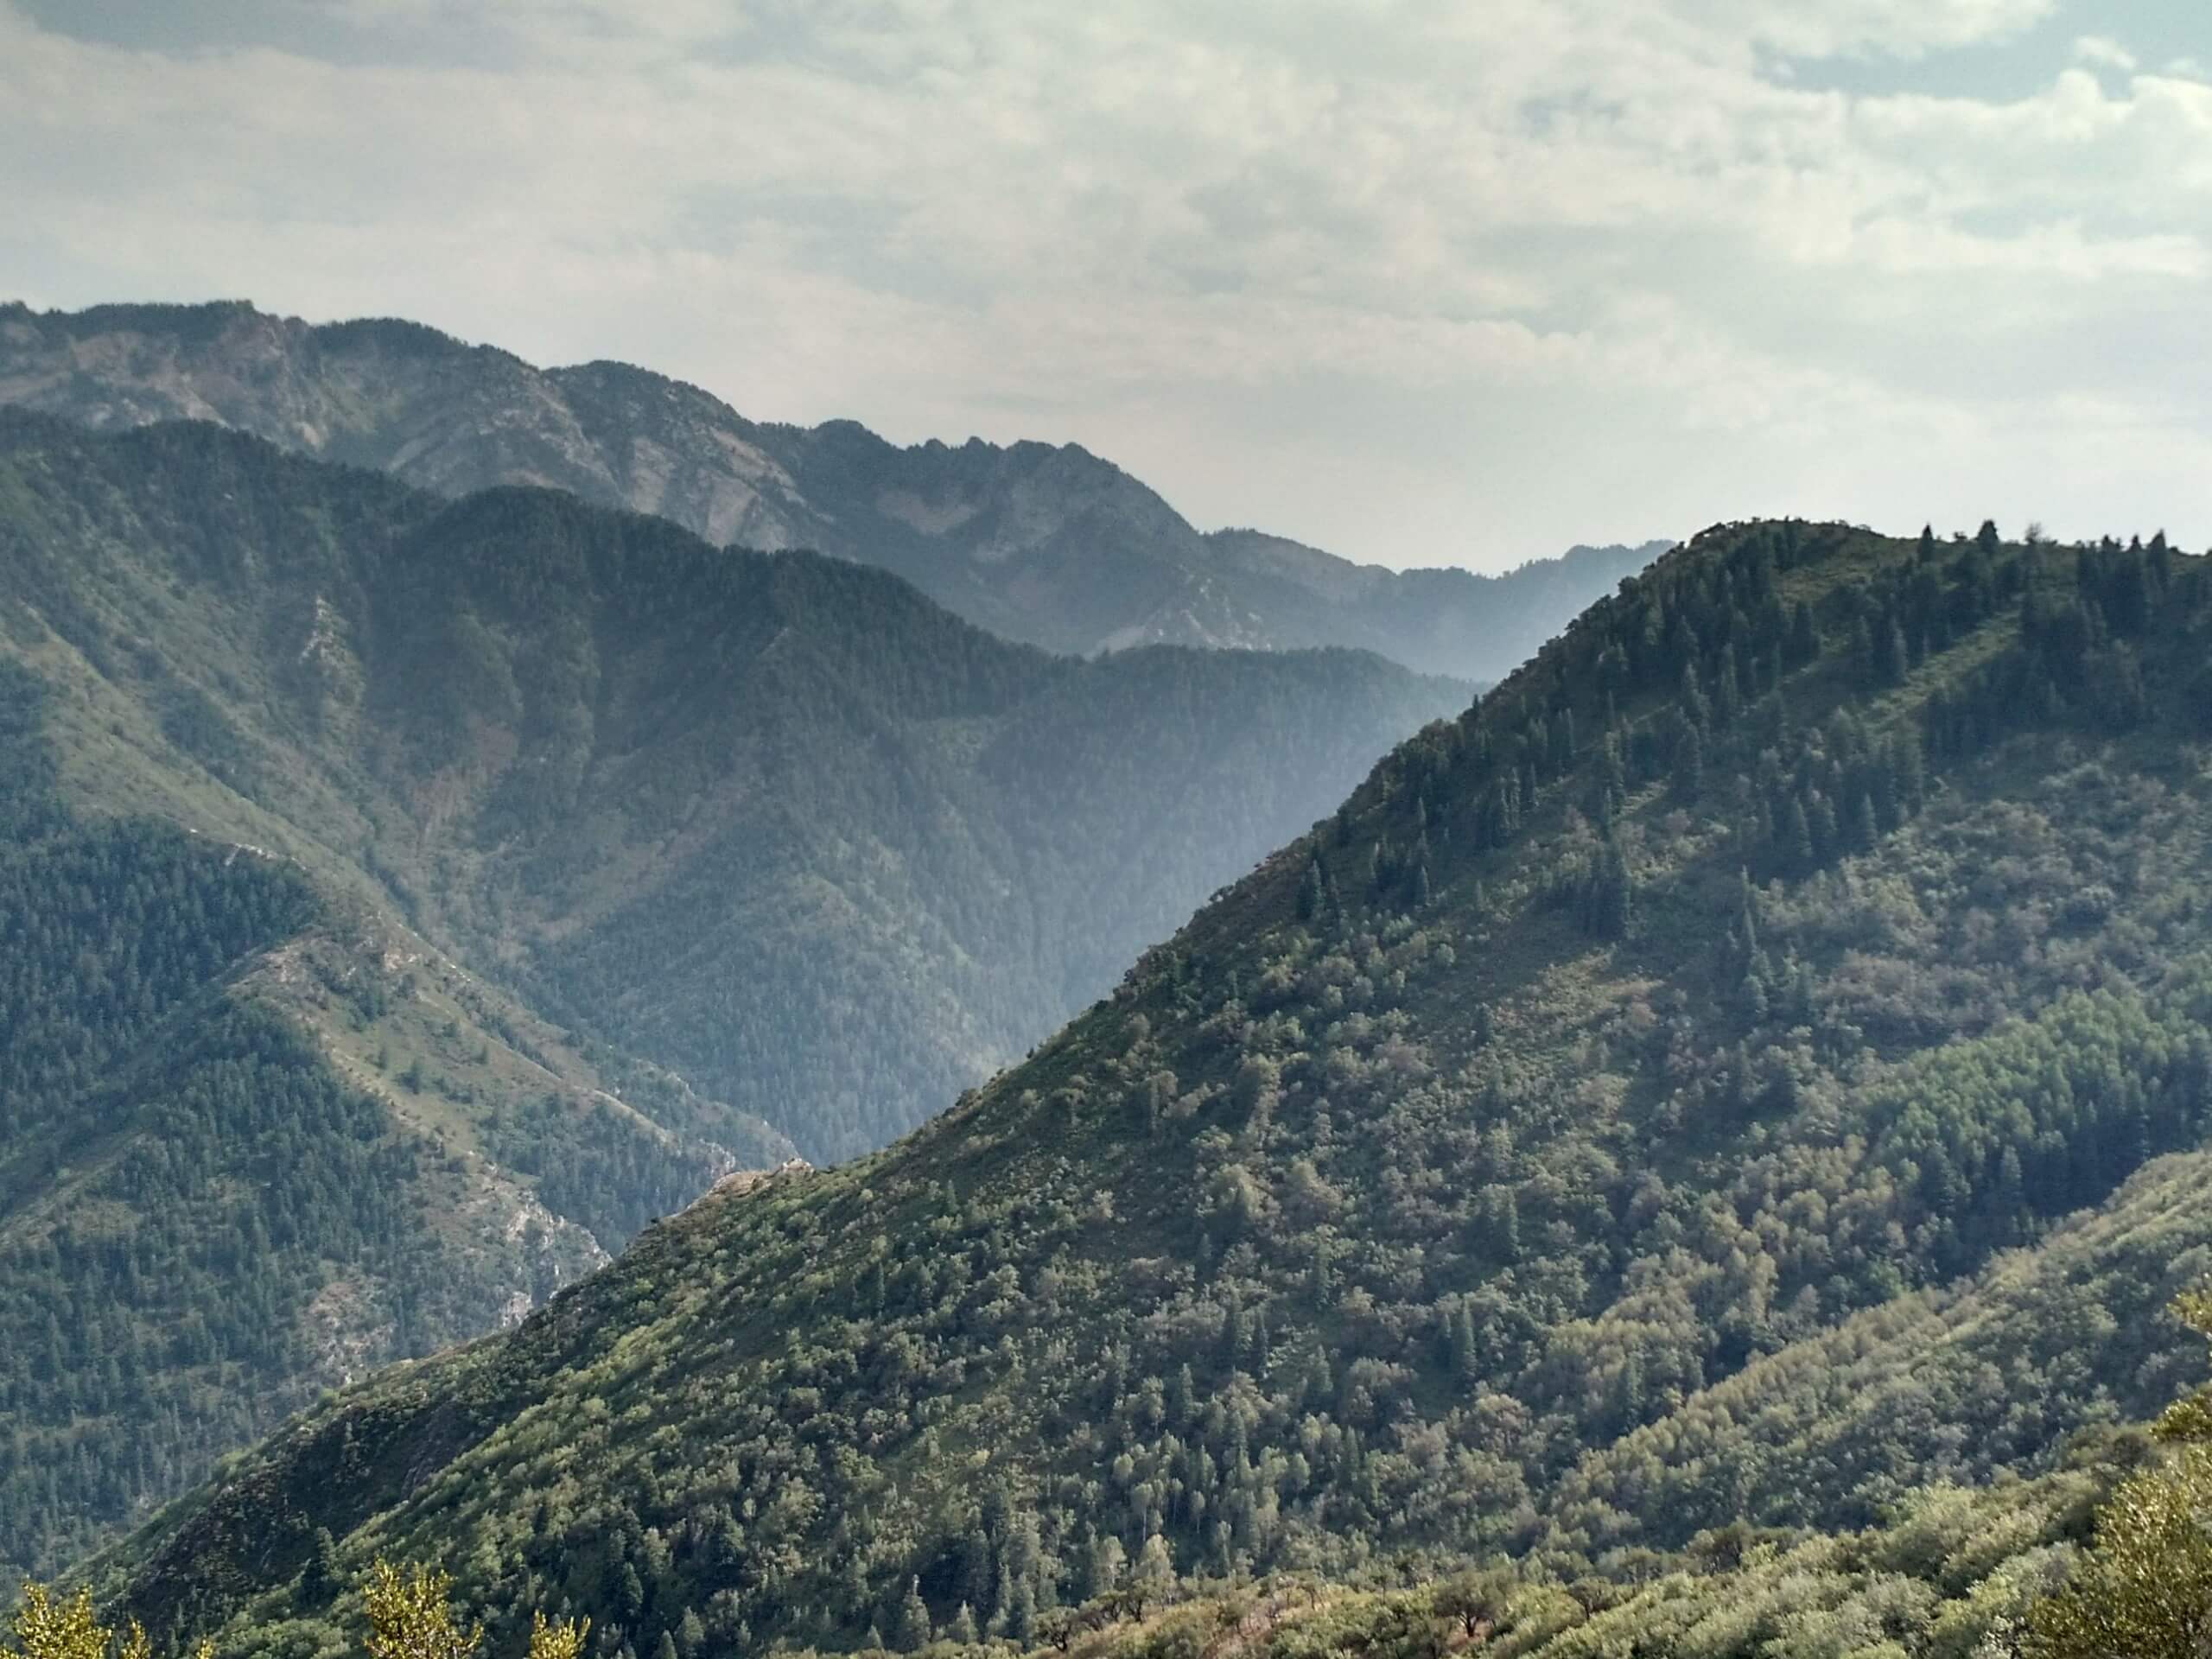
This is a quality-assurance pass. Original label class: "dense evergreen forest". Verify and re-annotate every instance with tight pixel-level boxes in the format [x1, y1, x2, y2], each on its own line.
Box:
[0, 412, 1463, 1160]
[86, 516, 2212, 1658]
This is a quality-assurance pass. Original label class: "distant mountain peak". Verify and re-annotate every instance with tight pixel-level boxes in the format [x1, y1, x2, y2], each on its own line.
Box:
[0, 297, 1665, 676]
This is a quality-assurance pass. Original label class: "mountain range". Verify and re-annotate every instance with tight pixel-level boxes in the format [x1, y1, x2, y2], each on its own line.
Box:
[0, 300, 1667, 676]
[84, 514, 2212, 1659]
[0, 410, 1467, 1581]
[10, 295, 2209, 1659]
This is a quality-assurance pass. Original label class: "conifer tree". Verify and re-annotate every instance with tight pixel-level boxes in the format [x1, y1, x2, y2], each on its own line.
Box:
[1087, 1533, 1127, 1600]
[893, 1581, 930, 1654]
[1449, 1297, 1478, 1382]
[1676, 722, 1705, 800]
[1876, 621, 1907, 686]
[1789, 601, 1819, 665]
[300, 1527, 340, 1607]
[1787, 798, 1815, 870]
[1134, 1533, 1175, 1595]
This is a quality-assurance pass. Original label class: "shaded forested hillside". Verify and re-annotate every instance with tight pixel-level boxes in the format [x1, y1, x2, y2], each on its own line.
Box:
[0, 657, 770, 1582]
[0, 414, 1461, 1158]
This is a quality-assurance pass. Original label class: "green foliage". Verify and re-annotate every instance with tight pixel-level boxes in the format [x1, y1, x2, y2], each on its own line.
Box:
[0, 721, 699, 1582]
[2025, 1449, 2212, 1659]
[6, 1585, 149, 1659]
[2025, 1292, 2212, 1657]
[2, 1457, 2122, 1659]
[31, 327, 2212, 1659]
[0, 798, 402, 1579]
[362, 1561, 479, 1659]
[10, 1567, 577, 1659]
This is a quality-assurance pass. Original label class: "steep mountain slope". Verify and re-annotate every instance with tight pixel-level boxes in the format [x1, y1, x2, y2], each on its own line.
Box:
[99, 518, 2212, 1655]
[0, 415, 1461, 1579]
[0, 414, 1462, 1160]
[0, 658, 779, 1584]
[0, 301, 1665, 674]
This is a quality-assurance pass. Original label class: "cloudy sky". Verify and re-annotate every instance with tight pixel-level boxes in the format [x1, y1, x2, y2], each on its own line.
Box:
[4, 0, 2208, 570]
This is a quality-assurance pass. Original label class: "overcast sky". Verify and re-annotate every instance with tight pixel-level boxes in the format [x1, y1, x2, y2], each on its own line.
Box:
[4, 0, 2208, 570]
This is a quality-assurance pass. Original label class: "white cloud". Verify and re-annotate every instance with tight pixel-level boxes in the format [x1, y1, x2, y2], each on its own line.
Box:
[0, 0, 2205, 565]
[2074, 34, 2139, 73]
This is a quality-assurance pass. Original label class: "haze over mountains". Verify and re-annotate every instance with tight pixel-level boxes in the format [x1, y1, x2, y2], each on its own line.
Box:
[86, 513, 2212, 1659]
[0, 301, 1667, 677]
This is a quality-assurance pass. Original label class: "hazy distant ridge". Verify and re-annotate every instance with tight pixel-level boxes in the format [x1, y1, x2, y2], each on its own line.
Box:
[0, 299, 1667, 677]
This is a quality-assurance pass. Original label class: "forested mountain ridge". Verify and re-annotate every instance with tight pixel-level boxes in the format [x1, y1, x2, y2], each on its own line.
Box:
[0, 300, 1666, 674]
[0, 412, 1463, 1160]
[95, 515, 2212, 1658]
